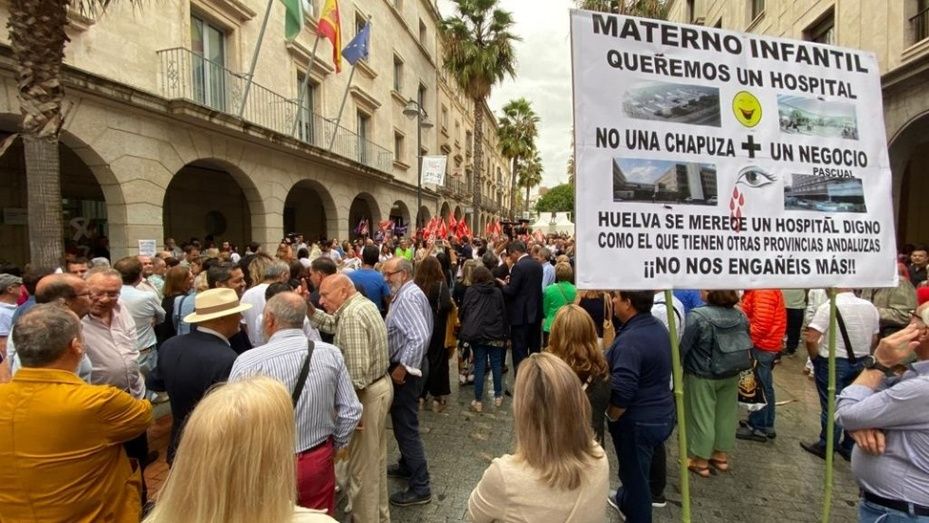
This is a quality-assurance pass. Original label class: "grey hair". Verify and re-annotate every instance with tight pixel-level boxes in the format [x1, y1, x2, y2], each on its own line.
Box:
[539, 247, 551, 259]
[13, 304, 81, 367]
[394, 258, 413, 277]
[264, 260, 290, 281]
[85, 267, 122, 282]
[264, 293, 306, 329]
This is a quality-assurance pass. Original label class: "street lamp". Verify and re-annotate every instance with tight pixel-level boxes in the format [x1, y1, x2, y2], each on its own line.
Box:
[403, 99, 433, 228]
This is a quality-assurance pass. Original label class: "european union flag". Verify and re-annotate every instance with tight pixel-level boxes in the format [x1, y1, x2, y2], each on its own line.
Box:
[341, 22, 370, 66]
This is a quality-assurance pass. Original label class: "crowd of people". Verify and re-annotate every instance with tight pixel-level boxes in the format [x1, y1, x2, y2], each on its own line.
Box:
[0, 234, 926, 523]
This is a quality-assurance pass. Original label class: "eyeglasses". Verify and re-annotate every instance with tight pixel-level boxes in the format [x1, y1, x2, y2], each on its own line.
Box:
[91, 290, 120, 299]
[383, 270, 403, 278]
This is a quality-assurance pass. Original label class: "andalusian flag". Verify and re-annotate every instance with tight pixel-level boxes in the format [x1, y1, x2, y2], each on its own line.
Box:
[281, 0, 311, 41]
[317, 0, 342, 73]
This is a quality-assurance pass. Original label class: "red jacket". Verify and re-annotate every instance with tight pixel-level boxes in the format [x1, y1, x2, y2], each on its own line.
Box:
[741, 290, 787, 351]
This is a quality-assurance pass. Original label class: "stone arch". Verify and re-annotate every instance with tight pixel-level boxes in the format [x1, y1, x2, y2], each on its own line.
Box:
[284, 179, 338, 244]
[348, 192, 381, 239]
[439, 201, 451, 219]
[163, 158, 265, 248]
[389, 200, 412, 230]
[454, 205, 462, 220]
[889, 110, 929, 244]
[416, 205, 431, 227]
[0, 113, 125, 265]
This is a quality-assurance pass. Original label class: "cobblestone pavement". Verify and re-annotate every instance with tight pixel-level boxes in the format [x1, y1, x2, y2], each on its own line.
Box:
[144, 353, 861, 522]
[378, 354, 860, 523]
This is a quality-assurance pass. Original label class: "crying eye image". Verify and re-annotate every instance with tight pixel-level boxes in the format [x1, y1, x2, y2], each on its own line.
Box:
[736, 166, 776, 188]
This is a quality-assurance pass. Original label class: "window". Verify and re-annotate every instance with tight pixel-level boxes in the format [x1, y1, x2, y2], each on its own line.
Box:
[466, 130, 473, 156]
[393, 55, 403, 92]
[686, 0, 695, 23]
[419, 19, 427, 44]
[714, 18, 722, 29]
[418, 83, 427, 109]
[394, 132, 405, 163]
[804, 9, 835, 45]
[440, 104, 449, 131]
[750, 0, 765, 21]
[296, 72, 318, 143]
[357, 111, 370, 163]
[454, 120, 461, 145]
[190, 15, 226, 110]
[355, 14, 369, 61]
[913, 0, 929, 43]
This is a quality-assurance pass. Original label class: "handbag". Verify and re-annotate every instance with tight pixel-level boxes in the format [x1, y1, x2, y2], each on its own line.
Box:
[602, 293, 615, 350]
[445, 301, 459, 355]
[291, 340, 315, 406]
[737, 358, 766, 412]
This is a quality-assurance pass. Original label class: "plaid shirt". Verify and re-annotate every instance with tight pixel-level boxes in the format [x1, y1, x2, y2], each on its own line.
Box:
[310, 293, 390, 390]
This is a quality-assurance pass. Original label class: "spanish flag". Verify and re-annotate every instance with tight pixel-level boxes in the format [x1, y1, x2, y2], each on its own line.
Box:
[317, 0, 341, 73]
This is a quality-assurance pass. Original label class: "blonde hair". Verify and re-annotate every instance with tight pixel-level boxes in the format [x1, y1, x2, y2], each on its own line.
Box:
[248, 253, 273, 288]
[554, 262, 573, 283]
[194, 271, 210, 292]
[546, 305, 609, 383]
[460, 259, 478, 286]
[512, 352, 603, 491]
[144, 376, 296, 523]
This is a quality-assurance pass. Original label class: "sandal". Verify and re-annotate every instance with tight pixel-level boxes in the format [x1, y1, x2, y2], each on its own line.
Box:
[709, 458, 730, 472]
[687, 461, 713, 478]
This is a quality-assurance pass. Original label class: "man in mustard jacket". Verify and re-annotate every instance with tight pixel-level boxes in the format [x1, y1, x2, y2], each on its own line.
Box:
[0, 304, 153, 522]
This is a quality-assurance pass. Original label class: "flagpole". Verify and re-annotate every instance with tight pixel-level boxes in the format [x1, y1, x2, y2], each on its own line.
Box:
[291, 33, 322, 138]
[239, 0, 275, 118]
[328, 64, 356, 151]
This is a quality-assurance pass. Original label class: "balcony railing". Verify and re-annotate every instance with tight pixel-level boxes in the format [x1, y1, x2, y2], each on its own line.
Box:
[157, 47, 392, 173]
[912, 5, 929, 43]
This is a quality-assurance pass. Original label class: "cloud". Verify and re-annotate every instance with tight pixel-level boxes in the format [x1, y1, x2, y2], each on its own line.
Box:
[437, 0, 575, 195]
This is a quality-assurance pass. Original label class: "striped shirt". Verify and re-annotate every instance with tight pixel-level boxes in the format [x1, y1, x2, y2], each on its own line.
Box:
[229, 329, 362, 451]
[309, 293, 389, 390]
[385, 281, 433, 376]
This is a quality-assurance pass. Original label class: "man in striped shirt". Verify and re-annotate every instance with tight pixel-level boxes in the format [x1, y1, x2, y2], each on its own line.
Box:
[383, 257, 434, 507]
[229, 292, 361, 515]
[308, 274, 393, 522]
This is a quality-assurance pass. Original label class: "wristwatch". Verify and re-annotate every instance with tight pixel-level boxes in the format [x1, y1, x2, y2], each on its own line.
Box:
[861, 355, 895, 376]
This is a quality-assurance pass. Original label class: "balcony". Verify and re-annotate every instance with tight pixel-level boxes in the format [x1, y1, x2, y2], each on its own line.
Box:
[913, 5, 929, 44]
[157, 47, 392, 173]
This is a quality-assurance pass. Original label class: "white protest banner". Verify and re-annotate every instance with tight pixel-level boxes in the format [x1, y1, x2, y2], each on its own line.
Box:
[421, 155, 447, 186]
[571, 11, 896, 290]
[138, 239, 157, 257]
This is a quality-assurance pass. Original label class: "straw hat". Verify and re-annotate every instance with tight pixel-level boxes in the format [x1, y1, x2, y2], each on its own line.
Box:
[183, 288, 251, 324]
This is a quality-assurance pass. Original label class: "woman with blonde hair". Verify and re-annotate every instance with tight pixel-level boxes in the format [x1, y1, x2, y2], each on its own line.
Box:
[547, 305, 611, 444]
[144, 376, 334, 523]
[468, 353, 608, 522]
[454, 258, 480, 385]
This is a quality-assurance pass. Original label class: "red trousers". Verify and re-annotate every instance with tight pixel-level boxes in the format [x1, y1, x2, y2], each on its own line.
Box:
[296, 438, 335, 515]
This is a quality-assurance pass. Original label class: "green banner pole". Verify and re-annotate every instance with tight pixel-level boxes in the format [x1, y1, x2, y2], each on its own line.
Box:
[821, 288, 838, 523]
[664, 289, 691, 523]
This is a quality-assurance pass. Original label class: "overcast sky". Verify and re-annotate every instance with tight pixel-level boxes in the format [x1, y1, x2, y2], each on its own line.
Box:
[437, 0, 575, 193]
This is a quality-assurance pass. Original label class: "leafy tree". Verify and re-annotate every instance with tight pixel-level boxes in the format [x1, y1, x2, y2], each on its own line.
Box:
[535, 183, 574, 213]
[518, 149, 543, 214]
[441, 0, 519, 232]
[577, 0, 669, 17]
[497, 98, 538, 220]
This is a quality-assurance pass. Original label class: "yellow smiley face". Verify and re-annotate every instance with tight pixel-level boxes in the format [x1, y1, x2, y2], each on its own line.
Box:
[732, 91, 762, 128]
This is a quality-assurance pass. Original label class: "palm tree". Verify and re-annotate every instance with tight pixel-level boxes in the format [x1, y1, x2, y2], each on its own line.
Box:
[8, 0, 118, 268]
[519, 149, 543, 215]
[497, 98, 538, 220]
[577, 0, 669, 17]
[441, 0, 519, 233]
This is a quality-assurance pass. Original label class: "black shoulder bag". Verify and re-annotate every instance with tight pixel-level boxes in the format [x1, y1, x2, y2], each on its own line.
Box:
[835, 310, 857, 364]
[292, 340, 316, 406]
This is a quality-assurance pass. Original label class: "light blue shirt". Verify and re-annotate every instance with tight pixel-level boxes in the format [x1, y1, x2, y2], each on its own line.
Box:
[385, 281, 433, 376]
[120, 284, 165, 350]
[541, 262, 556, 290]
[836, 360, 929, 506]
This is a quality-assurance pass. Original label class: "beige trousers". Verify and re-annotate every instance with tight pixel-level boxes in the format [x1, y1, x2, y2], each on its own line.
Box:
[348, 375, 393, 522]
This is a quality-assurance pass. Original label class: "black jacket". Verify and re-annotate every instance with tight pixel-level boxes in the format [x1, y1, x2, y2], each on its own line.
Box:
[459, 281, 508, 343]
[148, 329, 237, 463]
[500, 255, 543, 326]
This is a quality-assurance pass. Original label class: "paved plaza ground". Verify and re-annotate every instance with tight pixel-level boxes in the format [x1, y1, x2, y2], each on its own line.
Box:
[144, 353, 861, 522]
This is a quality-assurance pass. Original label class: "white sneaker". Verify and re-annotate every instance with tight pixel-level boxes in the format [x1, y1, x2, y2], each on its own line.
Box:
[607, 490, 625, 520]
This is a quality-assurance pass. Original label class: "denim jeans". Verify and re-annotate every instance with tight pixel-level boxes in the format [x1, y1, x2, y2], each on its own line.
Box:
[471, 344, 504, 401]
[813, 356, 863, 450]
[747, 348, 777, 433]
[609, 417, 674, 522]
[390, 370, 431, 496]
[859, 500, 929, 522]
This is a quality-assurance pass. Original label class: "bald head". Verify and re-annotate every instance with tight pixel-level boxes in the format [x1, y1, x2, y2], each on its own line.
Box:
[263, 291, 307, 337]
[35, 274, 92, 318]
[319, 274, 355, 313]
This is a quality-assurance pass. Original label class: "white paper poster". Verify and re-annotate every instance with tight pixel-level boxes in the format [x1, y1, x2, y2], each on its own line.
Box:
[421, 155, 448, 186]
[570, 10, 896, 290]
[138, 239, 157, 257]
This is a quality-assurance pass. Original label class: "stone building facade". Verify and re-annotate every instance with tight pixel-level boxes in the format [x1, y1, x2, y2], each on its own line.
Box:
[667, 0, 929, 246]
[0, 0, 512, 266]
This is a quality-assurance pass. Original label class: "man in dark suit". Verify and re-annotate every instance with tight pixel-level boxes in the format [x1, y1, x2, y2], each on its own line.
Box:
[148, 288, 251, 463]
[497, 241, 543, 375]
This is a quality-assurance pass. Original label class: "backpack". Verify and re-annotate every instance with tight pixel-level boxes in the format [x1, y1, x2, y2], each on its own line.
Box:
[692, 308, 753, 378]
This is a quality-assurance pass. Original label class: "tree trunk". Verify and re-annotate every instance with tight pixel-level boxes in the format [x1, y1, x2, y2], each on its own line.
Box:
[9, 0, 69, 267]
[23, 135, 63, 268]
[509, 155, 518, 220]
[525, 183, 530, 215]
[472, 97, 483, 235]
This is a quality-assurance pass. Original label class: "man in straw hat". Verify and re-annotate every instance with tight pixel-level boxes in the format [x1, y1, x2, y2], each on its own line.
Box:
[148, 287, 251, 464]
